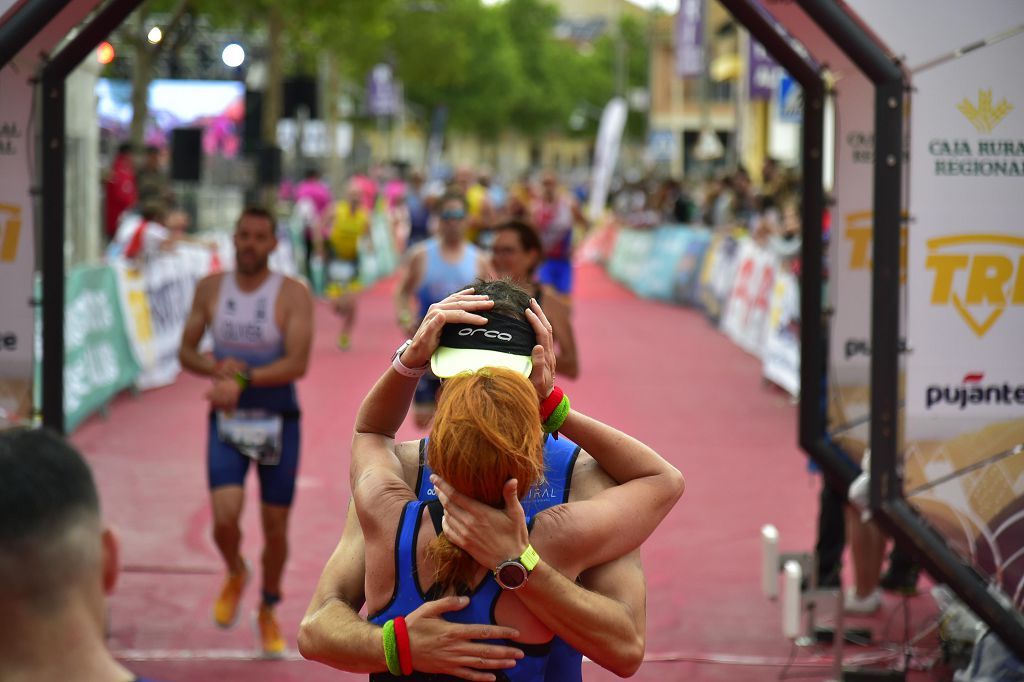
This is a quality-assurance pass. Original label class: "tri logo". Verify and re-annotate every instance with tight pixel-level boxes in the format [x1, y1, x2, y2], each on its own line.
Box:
[925, 234, 1024, 337]
[0, 203, 21, 263]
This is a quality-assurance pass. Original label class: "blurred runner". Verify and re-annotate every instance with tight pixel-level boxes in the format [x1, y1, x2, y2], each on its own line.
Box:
[532, 171, 588, 295]
[318, 181, 371, 351]
[179, 207, 313, 657]
[404, 169, 433, 250]
[394, 192, 491, 427]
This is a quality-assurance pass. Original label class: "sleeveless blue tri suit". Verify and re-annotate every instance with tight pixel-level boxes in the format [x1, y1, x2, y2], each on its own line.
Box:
[402, 434, 586, 682]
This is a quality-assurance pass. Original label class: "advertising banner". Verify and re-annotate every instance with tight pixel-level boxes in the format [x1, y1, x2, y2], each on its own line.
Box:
[607, 228, 656, 287]
[632, 227, 699, 301]
[762, 271, 801, 397]
[64, 266, 140, 432]
[721, 239, 778, 357]
[748, 39, 779, 101]
[135, 253, 201, 389]
[675, 0, 703, 77]
[587, 98, 628, 221]
[673, 229, 712, 306]
[698, 232, 742, 325]
[903, 27, 1024, 605]
[0, 67, 36, 426]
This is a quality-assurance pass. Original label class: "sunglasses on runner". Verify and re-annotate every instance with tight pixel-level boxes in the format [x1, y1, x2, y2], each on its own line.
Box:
[441, 210, 466, 221]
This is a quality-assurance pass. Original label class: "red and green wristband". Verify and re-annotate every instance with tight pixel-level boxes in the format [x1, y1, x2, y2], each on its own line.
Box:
[540, 386, 570, 435]
[382, 617, 413, 676]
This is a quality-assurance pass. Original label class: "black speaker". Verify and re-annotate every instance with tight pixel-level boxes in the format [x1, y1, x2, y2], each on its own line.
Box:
[257, 145, 282, 185]
[170, 127, 202, 182]
[243, 90, 263, 155]
[283, 75, 318, 119]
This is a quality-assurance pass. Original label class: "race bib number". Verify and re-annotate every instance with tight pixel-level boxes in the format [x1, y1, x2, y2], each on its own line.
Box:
[217, 410, 283, 465]
[327, 260, 356, 283]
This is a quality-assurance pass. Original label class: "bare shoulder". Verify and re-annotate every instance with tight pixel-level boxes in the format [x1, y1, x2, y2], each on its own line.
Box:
[280, 275, 314, 306]
[395, 439, 423, 488]
[568, 450, 616, 502]
[194, 272, 225, 304]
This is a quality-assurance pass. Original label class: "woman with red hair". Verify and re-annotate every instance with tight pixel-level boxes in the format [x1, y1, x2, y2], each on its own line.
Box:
[350, 288, 683, 680]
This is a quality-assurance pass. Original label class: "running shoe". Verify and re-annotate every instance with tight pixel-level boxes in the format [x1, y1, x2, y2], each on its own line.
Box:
[257, 603, 286, 658]
[844, 587, 882, 615]
[338, 333, 351, 351]
[212, 559, 250, 628]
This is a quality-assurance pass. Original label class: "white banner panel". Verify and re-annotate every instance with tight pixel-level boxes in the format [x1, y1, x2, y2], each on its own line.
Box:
[844, 1, 1024, 71]
[906, 34, 1024, 441]
[0, 69, 35, 424]
[763, 271, 801, 397]
[721, 239, 778, 357]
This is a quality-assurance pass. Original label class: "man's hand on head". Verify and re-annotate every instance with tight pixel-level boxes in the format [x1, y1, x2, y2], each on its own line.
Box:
[401, 289, 494, 368]
[432, 475, 529, 570]
[525, 298, 556, 400]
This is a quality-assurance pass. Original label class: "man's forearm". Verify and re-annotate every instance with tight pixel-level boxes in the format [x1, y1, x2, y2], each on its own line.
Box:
[516, 562, 643, 676]
[559, 410, 668, 486]
[298, 597, 386, 673]
[249, 356, 308, 387]
[179, 347, 216, 377]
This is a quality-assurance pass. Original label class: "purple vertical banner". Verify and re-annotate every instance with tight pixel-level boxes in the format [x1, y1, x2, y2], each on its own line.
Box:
[748, 39, 778, 100]
[675, 0, 703, 77]
[367, 63, 398, 116]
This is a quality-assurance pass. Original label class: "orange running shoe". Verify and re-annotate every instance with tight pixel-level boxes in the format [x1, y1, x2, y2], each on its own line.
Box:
[212, 560, 249, 628]
[257, 603, 286, 658]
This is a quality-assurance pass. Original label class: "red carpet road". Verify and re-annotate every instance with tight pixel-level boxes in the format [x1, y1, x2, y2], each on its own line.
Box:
[72, 263, 938, 681]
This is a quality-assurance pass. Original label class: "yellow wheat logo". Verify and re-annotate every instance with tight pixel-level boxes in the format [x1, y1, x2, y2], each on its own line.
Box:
[0, 203, 21, 262]
[957, 89, 1013, 133]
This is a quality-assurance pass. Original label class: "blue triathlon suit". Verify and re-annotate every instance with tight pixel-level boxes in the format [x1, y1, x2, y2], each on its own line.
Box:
[368, 499, 551, 681]
[414, 239, 480, 406]
[207, 272, 301, 507]
[412, 435, 585, 682]
[406, 191, 431, 248]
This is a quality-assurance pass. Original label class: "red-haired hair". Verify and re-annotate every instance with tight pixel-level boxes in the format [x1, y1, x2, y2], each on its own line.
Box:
[426, 368, 545, 593]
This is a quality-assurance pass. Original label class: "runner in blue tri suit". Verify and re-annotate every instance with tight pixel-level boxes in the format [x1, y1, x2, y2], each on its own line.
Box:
[180, 207, 314, 657]
[395, 192, 491, 428]
[301, 283, 682, 680]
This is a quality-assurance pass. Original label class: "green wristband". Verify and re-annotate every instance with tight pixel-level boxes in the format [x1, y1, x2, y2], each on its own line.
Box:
[542, 394, 570, 434]
[382, 619, 402, 676]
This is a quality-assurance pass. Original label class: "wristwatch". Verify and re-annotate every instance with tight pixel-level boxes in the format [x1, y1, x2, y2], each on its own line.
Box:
[494, 545, 540, 590]
[392, 339, 428, 378]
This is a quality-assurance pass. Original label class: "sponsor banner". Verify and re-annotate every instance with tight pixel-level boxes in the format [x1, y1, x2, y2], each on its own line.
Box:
[748, 39, 779, 101]
[673, 229, 712, 306]
[64, 266, 140, 432]
[134, 252, 204, 389]
[0, 68, 35, 426]
[698, 232, 742, 325]
[906, 35, 1024, 438]
[721, 239, 778, 357]
[575, 220, 620, 265]
[607, 228, 656, 287]
[762, 271, 801, 397]
[903, 21, 1024, 606]
[675, 0, 703, 77]
[587, 98, 628, 222]
[632, 227, 700, 301]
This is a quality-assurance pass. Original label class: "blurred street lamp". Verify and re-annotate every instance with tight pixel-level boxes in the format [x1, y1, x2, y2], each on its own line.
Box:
[147, 26, 162, 44]
[222, 43, 245, 68]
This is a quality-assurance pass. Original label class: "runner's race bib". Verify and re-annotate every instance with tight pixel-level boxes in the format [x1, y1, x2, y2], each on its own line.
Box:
[217, 410, 283, 465]
[327, 260, 356, 283]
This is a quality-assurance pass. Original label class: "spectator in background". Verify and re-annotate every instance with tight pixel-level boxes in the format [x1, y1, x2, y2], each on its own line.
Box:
[404, 170, 432, 250]
[135, 145, 173, 218]
[104, 143, 137, 241]
[293, 168, 333, 277]
[0, 428, 164, 682]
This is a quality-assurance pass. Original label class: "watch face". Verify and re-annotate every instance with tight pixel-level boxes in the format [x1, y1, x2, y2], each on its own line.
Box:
[496, 562, 527, 590]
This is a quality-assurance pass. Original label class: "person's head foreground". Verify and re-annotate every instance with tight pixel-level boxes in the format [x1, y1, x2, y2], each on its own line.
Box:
[0, 428, 129, 681]
[430, 278, 536, 379]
